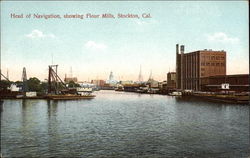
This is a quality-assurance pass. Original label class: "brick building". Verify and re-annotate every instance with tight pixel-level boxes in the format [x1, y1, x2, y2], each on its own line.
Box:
[176, 44, 226, 91]
[64, 77, 78, 83]
[201, 74, 249, 92]
[167, 72, 176, 89]
[91, 80, 105, 87]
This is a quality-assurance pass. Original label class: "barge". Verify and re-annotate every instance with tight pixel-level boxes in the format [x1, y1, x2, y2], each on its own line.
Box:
[46, 94, 95, 100]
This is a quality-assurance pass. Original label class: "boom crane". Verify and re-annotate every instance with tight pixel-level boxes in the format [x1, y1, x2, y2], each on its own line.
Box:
[48, 65, 67, 94]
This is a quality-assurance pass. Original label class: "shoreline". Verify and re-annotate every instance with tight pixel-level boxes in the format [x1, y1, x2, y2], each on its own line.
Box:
[1, 90, 249, 105]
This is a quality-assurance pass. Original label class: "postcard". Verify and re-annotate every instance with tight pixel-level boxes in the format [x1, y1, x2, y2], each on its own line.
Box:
[0, 1, 249, 157]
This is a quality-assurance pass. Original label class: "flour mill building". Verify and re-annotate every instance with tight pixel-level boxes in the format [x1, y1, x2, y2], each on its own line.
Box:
[176, 44, 226, 91]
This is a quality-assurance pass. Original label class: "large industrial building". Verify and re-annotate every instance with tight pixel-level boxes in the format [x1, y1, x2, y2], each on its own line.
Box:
[176, 44, 226, 91]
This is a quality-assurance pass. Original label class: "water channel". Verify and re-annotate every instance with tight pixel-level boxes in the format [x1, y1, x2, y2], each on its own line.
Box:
[1, 90, 249, 157]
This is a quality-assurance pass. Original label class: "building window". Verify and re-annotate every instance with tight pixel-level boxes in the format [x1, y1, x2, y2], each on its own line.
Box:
[201, 62, 205, 66]
[211, 56, 215, 60]
[216, 56, 219, 60]
[211, 63, 215, 66]
[216, 63, 220, 66]
[221, 56, 225, 60]
[221, 63, 224, 66]
[206, 62, 210, 66]
[201, 68, 205, 71]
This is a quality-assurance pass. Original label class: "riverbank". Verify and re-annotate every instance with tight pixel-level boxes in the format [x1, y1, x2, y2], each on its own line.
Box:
[0, 94, 95, 100]
[121, 89, 250, 105]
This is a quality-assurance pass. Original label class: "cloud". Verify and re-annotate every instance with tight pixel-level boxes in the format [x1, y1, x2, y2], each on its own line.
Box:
[84, 41, 107, 51]
[135, 19, 158, 26]
[136, 20, 147, 25]
[206, 32, 239, 43]
[26, 29, 55, 39]
[228, 58, 249, 75]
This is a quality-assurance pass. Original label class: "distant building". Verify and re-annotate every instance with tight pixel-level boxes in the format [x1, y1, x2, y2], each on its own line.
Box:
[9, 84, 21, 92]
[176, 44, 226, 91]
[106, 71, 118, 85]
[64, 74, 78, 83]
[64, 77, 78, 83]
[120, 80, 134, 85]
[91, 80, 105, 87]
[147, 78, 159, 88]
[109, 71, 114, 81]
[167, 72, 176, 89]
[159, 81, 168, 94]
[64, 67, 78, 83]
[78, 82, 95, 88]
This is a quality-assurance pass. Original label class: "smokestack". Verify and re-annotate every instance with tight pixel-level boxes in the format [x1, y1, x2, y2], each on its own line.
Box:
[180, 45, 184, 90]
[180, 45, 185, 54]
[176, 44, 179, 54]
[176, 44, 179, 89]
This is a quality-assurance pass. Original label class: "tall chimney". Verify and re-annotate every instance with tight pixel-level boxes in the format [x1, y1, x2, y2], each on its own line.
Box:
[180, 45, 185, 54]
[176, 44, 179, 54]
[180, 45, 184, 90]
[176, 44, 179, 89]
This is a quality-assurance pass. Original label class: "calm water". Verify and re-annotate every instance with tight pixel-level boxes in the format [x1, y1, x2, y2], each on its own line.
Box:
[1, 90, 249, 157]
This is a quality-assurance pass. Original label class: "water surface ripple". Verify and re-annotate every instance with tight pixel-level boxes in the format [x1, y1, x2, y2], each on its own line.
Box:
[1, 91, 249, 157]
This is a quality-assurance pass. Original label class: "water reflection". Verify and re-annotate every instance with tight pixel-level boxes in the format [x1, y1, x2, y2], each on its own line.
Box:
[0, 100, 3, 112]
[47, 100, 60, 155]
[47, 100, 58, 118]
[21, 99, 37, 126]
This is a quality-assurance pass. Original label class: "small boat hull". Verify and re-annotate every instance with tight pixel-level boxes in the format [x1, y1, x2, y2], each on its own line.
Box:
[46, 94, 95, 100]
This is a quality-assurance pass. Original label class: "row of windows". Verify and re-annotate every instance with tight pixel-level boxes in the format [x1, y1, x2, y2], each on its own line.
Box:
[201, 56, 225, 60]
[201, 68, 224, 72]
[201, 70, 224, 77]
[201, 62, 225, 66]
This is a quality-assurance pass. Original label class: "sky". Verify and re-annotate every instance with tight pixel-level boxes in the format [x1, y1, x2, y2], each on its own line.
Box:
[1, 1, 249, 82]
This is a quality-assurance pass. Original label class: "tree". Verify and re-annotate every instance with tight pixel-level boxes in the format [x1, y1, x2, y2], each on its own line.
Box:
[27, 77, 42, 92]
[40, 82, 48, 92]
[68, 80, 80, 88]
[0, 80, 11, 90]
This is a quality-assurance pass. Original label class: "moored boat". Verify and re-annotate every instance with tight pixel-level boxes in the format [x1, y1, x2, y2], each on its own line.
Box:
[46, 94, 95, 100]
[169, 91, 182, 96]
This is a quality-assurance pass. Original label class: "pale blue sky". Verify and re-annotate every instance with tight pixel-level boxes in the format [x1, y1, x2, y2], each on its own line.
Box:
[1, 1, 249, 81]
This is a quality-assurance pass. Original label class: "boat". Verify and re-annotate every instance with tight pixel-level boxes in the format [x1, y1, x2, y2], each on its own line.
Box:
[16, 95, 24, 98]
[147, 88, 159, 94]
[115, 85, 124, 91]
[76, 87, 94, 96]
[46, 94, 95, 100]
[169, 91, 182, 96]
[46, 87, 96, 100]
